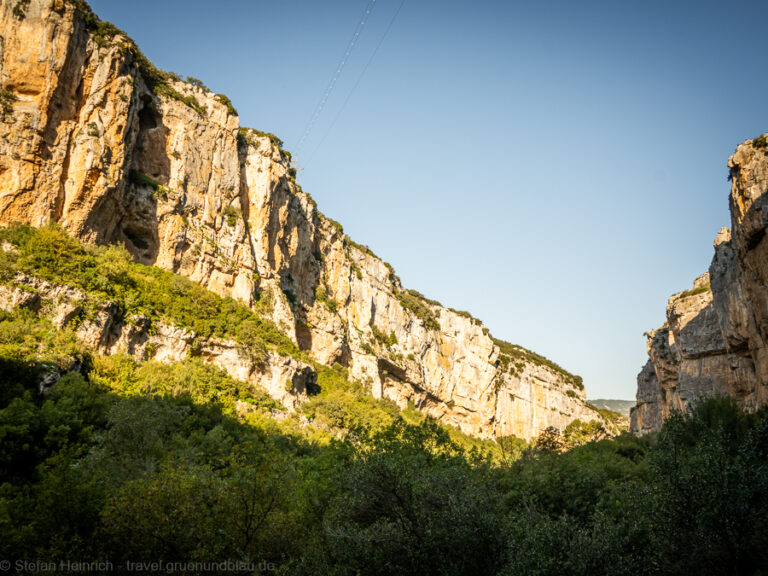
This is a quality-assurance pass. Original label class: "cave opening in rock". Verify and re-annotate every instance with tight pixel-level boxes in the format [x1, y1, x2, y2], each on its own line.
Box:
[123, 226, 151, 251]
[138, 95, 158, 129]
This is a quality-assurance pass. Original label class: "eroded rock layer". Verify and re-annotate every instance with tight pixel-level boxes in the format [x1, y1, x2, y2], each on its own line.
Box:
[631, 136, 768, 434]
[0, 0, 603, 439]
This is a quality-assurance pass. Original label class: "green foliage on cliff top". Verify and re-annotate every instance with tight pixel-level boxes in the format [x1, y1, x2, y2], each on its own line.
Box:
[214, 93, 238, 116]
[185, 76, 208, 90]
[492, 337, 584, 390]
[396, 289, 441, 331]
[238, 127, 294, 164]
[678, 281, 711, 299]
[238, 126, 283, 149]
[65, 0, 209, 117]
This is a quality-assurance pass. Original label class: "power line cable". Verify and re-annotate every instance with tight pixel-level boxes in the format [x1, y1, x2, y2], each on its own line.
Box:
[304, 0, 407, 169]
[295, 0, 378, 157]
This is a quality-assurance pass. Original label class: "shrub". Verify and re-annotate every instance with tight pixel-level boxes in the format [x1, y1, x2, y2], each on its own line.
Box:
[396, 289, 440, 331]
[129, 170, 169, 200]
[314, 284, 338, 313]
[562, 419, 607, 447]
[328, 219, 344, 234]
[371, 325, 397, 347]
[155, 84, 207, 117]
[12, 0, 30, 19]
[646, 397, 768, 574]
[247, 128, 282, 148]
[222, 205, 240, 227]
[185, 76, 208, 90]
[0, 88, 17, 121]
[315, 419, 506, 576]
[237, 127, 294, 161]
[361, 342, 375, 355]
[91, 19, 123, 48]
[214, 94, 237, 116]
[350, 261, 363, 280]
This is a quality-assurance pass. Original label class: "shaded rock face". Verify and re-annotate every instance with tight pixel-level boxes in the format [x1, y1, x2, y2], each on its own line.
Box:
[630, 360, 663, 435]
[0, 0, 603, 439]
[631, 136, 768, 434]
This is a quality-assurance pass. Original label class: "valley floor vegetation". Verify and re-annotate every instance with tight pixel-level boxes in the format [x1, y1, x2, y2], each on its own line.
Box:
[0, 226, 767, 575]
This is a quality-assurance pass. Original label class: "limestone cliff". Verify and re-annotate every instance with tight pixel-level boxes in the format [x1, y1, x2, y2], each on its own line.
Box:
[631, 135, 768, 434]
[0, 0, 603, 439]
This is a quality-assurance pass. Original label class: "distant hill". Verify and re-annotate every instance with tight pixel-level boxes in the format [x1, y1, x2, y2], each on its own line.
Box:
[589, 399, 635, 418]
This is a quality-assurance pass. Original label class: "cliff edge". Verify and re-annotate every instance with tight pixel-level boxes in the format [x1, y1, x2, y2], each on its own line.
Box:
[631, 134, 768, 434]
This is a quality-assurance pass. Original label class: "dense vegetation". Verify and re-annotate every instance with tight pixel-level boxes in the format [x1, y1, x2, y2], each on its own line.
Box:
[0, 224, 296, 359]
[2, 351, 766, 574]
[1, 226, 767, 574]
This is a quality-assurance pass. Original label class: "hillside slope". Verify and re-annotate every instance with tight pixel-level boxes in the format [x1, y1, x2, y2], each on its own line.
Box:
[0, 0, 602, 439]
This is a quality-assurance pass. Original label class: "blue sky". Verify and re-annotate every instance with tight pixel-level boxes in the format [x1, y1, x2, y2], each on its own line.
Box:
[89, 0, 768, 400]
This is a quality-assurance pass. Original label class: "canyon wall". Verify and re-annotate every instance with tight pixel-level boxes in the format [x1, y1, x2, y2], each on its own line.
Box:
[631, 135, 768, 434]
[0, 0, 603, 439]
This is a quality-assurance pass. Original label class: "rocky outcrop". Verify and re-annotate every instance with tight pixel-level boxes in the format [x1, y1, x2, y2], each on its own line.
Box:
[0, 273, 313, 407]
[631, 135, 768, 434]
[0, 0, 603, 439]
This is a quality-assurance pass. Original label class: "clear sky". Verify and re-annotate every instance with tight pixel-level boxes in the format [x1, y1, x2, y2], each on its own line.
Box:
[89, 0, 768, 400]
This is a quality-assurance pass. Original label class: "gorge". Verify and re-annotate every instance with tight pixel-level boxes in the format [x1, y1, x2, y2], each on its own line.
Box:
[1, 1, 767, 573]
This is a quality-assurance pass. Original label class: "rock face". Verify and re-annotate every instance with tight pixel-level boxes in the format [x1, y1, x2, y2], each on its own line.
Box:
[0, 273, 314, 407]
[0, 0, 603, 439]
[630, 135, 768, 434]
